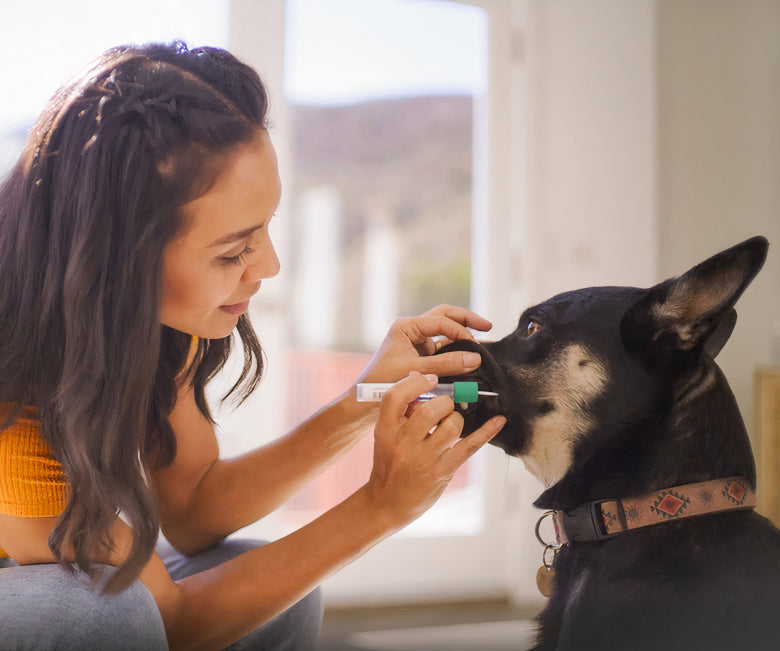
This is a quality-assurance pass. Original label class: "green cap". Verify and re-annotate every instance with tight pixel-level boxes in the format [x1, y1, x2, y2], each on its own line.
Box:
[453, 381, 479, 403]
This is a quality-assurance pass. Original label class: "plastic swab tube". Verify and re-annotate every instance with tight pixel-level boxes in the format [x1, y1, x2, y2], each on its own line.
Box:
[356, 382, 498, 404]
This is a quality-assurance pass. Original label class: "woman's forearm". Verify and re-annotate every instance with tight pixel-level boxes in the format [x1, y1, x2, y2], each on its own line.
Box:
[160, 389, 379, 551]
[158, 485, 396, 651]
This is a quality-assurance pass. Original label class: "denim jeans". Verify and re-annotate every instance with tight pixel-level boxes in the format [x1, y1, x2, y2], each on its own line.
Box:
[0, 538, 323, 650]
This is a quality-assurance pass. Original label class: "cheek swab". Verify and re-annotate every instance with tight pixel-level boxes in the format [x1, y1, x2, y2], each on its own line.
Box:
[356, 382, 498, 404]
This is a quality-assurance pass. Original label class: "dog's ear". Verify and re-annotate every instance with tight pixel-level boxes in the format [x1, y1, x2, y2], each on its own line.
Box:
[702, 307, 738, 359]
[621, 236, 768, 359]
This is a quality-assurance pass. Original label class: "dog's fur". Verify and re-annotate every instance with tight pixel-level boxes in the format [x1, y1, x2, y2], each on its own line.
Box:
[442, 236, 780, 650]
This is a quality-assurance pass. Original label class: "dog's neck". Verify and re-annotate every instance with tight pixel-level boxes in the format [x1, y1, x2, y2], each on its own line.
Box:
[534, 363, 756, 511]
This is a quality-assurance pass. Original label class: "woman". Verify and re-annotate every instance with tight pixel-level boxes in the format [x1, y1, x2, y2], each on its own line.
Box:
[0, 42, 506, 650]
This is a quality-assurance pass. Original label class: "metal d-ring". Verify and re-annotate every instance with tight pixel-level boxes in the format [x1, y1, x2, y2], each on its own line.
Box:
[535, 510, 564, 551]
[542, 544, 558, 571]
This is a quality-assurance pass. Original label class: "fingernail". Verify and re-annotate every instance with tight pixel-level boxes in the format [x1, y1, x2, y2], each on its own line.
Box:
[494, 416, 507, 430]
[424, 373, 438, 384]
[463, 352, 481, 369]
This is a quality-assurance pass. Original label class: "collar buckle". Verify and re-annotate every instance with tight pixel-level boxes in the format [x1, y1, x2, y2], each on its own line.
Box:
[555, 498, 627, 544]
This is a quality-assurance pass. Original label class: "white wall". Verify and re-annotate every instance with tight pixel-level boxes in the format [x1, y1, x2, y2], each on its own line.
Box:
[657, 0, 780, 436]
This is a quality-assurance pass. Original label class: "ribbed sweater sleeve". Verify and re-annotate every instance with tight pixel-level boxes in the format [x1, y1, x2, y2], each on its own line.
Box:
[0, 406, 70, 519]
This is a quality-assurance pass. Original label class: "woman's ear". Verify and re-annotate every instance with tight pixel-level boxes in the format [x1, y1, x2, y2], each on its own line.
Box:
[620, 236, 768, 359]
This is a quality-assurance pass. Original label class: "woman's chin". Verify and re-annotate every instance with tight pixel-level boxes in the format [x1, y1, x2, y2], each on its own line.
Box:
[162, 313, 239, 340]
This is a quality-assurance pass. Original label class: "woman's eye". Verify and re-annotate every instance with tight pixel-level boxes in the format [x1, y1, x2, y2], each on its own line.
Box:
[220, 245, 255, 266]
[524, 320, 541, 337]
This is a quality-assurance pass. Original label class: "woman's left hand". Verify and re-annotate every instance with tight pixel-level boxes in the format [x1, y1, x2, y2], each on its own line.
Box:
[357, 304, 492, 384]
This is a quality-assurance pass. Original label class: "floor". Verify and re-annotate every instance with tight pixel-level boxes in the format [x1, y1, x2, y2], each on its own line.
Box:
[317, 599, 541, 651]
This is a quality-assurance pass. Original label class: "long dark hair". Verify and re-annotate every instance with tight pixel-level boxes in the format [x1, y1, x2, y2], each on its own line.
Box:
[0, 42, 267, 591]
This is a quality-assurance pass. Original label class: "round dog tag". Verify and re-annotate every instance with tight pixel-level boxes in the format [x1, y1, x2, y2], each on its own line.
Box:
[536, 565, 556, 598]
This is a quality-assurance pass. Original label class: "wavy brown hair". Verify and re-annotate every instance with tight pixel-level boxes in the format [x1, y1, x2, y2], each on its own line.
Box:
[0, 42, 267, 592]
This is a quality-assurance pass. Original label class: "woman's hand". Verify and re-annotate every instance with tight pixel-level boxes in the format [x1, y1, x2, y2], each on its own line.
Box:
[364, 372, 506, 530]
[357, 304, 492, 384]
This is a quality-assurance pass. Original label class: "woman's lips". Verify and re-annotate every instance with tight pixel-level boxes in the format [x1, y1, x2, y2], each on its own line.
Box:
[219, 300, 250, 315]
[220, 284, 260, 316]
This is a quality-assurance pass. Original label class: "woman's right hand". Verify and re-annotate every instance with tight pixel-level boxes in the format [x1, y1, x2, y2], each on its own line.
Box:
[364, 371, 506, 530]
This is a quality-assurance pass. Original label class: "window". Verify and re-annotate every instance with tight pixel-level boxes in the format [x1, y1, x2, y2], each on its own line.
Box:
[273, 0, 489, 537]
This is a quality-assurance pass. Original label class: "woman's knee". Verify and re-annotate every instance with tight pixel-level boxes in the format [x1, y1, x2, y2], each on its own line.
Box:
[0, 563, 168, 650]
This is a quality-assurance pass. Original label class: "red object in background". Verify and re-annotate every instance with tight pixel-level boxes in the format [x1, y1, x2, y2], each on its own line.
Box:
[284, 350, 374, 515]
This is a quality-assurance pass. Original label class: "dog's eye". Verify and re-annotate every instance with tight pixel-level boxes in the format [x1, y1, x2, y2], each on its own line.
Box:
[525, 320, 541, 337]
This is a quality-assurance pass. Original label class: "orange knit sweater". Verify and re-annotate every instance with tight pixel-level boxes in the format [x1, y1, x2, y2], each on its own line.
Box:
[0, 405, 70, 558]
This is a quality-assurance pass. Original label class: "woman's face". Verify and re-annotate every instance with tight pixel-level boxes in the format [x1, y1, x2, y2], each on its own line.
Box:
[161, 130, 281, 339]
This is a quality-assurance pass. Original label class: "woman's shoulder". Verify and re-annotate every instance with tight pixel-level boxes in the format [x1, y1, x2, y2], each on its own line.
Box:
[0, 401, 57, 467]
[0, 402, 69, 518]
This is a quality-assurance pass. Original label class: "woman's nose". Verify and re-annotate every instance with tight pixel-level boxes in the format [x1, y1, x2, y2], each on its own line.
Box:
[243, 240, 280, 282]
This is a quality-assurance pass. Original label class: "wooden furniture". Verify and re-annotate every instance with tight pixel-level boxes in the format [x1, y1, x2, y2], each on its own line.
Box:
[754, 367, 780, 526]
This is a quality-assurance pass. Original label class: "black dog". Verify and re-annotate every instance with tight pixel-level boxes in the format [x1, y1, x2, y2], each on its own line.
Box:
[442, 236, 780, 651]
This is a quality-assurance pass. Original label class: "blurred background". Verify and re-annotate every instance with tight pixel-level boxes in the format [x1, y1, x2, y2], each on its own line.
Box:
[2, 1, 779, 649]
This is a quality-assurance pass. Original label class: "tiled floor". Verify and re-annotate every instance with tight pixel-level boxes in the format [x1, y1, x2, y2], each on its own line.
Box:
[317, 599, 541, 651]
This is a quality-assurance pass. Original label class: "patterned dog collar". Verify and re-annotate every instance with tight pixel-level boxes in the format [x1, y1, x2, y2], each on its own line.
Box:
[549, 476, 756, 545]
